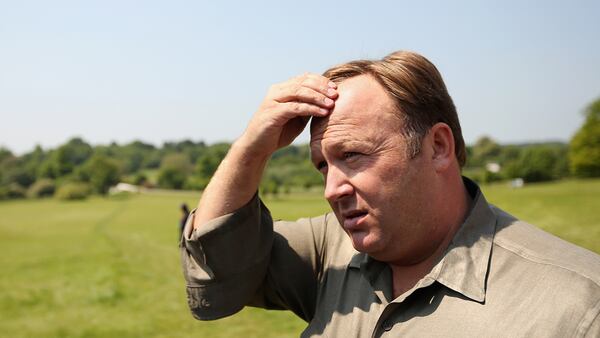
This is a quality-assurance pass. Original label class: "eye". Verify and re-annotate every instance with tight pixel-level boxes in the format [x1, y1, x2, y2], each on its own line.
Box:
[343, 152, 360, 160]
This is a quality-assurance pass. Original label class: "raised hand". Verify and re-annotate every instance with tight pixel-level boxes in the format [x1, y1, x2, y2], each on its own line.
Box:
[239, 73, 338, 157]
[192, 73, 337, 228]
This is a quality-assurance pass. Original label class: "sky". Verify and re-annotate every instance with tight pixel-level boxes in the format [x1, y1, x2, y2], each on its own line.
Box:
[1, 0, 599, 154]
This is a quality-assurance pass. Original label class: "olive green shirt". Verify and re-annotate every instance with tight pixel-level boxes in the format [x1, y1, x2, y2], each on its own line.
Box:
[180, 180, 600, 337]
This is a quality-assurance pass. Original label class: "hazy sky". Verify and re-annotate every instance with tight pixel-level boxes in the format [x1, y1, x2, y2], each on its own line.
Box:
[1, 0, 599, 154]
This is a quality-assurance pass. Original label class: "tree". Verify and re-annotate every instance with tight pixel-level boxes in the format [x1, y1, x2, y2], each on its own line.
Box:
[0, 148, 29, 199]
[260, 175, 281, 197]
[80, 154, 121, 194]
[0, 156, 35, 188]
[113, 140, 157, 174]
[191, 143, 230, 189]
[468, 136, 502, 167]
[39, 137, 93, 178]
[504, 146, 567, 183]
[23, 145, 46, 181]
[0, 147, 12, 163]
[569, 97, 600, 177]
[157, 153, 192, 189]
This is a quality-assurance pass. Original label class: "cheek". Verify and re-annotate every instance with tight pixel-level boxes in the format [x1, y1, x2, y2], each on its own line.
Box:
[365, 166, 422, 220]
[350, 175, 384, 208]
[368, 164, 409, 196]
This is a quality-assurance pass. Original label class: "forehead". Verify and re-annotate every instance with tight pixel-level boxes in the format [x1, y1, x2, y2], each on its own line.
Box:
[310, 75, 401, 147]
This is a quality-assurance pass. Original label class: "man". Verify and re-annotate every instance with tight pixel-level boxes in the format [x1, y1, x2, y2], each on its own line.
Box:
[180, 51, 600, 337]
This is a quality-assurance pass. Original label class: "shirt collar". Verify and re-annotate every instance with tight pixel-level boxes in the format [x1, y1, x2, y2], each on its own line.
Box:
[348, 177, 496, 303]
[432, 177, 496, 303]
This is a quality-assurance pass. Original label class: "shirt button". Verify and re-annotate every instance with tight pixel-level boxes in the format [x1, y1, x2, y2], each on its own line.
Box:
[382, 320, 393, 331]
[188, 298, 198, 308]
[200, 298, 211, 308]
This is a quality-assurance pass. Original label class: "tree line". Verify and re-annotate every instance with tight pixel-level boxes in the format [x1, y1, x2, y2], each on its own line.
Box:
[0, 138, 323, 200]
[1, 98, 598, 200]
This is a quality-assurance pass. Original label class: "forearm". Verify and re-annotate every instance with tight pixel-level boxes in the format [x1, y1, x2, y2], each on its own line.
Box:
[192, 135, 270, 228]
[191, 73, 336, 229]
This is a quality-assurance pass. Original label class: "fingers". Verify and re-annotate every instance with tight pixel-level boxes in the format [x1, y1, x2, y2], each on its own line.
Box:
[241, 73, 337, 155]
[276, 85, 337, 109]
[277, 102, 330, 118]
[271, 73, 338, 110]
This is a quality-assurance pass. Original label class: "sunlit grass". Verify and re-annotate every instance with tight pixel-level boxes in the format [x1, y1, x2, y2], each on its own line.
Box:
[0, 179, 598, 337]
[481, 179, 600, 253]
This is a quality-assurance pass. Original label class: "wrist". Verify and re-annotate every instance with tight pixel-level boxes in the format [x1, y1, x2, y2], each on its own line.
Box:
[233, 133, 273, 163]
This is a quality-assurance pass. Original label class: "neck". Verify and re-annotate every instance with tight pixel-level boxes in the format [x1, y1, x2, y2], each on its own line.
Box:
[389, 176, 472, 298]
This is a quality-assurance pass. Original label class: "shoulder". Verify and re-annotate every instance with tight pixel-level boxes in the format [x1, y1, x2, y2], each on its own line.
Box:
[276, 212, 348, 241]
[485, 206, 600, 335]
[275, 212, 355, 268]
[490, 204, 600, 286]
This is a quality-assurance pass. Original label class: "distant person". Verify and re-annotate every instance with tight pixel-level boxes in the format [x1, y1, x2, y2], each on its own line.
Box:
[180, 51, 600, 336]
[179, 203, 189, 240]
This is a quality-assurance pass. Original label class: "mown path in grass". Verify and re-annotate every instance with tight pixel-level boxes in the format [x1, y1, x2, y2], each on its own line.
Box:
[0, 179, 598, 337]
[0, 192, 310, 337]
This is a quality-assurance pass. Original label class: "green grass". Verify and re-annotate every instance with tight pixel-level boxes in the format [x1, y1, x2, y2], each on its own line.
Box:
[0, 179, 598, 337]
[480, 179, 600, 253]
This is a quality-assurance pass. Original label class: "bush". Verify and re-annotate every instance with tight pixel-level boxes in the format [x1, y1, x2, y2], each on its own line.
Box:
[133, 173, 148, 186]
[184, 176, 209, 191]
[260, 178, 280, 197]
[27, 179, 56, 198]
[80, 155, 121, 195]
[55, 182, 91, 200]
[482, 170, 503, 183]
[502, 146, 567, 183]
[158, 168, 187, 189]
[157, 154, 191, 190]
[8, 183, 26, 198]
[0, 183, 26, 200]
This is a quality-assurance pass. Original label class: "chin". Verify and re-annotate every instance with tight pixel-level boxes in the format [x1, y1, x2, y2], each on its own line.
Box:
[349, 231, 383, 255]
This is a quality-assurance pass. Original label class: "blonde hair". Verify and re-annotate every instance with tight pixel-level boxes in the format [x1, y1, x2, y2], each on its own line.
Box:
[323, 51, 466, 167]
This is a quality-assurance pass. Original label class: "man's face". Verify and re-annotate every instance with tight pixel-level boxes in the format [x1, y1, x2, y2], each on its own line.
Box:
[310, 75, 437, 264]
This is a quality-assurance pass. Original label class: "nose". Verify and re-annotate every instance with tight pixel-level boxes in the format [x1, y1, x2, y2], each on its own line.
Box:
[323, 165, 354, 202]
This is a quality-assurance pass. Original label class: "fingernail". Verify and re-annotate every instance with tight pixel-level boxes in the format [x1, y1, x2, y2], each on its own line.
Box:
[319, 108, 329, 115]
[324, 97, 334, 105]
[328, 81, 337, 88]
[327, 88, 337, 96]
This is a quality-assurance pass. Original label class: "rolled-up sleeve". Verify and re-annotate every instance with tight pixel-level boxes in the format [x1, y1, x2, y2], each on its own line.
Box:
[180, 193, 330, 322]
[180, 194, 274, 320]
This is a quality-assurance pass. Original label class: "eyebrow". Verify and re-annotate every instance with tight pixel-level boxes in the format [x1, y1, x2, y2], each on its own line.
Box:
[309, 138, 369, 163]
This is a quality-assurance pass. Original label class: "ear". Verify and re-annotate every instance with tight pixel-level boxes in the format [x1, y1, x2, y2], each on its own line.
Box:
[429, 122, 455, 172]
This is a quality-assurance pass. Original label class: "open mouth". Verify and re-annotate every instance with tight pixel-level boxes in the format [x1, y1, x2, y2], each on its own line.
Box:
[342, 210, 368, 228]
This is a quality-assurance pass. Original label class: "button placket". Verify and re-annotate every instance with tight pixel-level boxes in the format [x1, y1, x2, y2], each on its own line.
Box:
[371, 303, 399, 338]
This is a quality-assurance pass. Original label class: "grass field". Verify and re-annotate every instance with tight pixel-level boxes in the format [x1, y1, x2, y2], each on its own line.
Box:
[1, 179, 599, 337]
